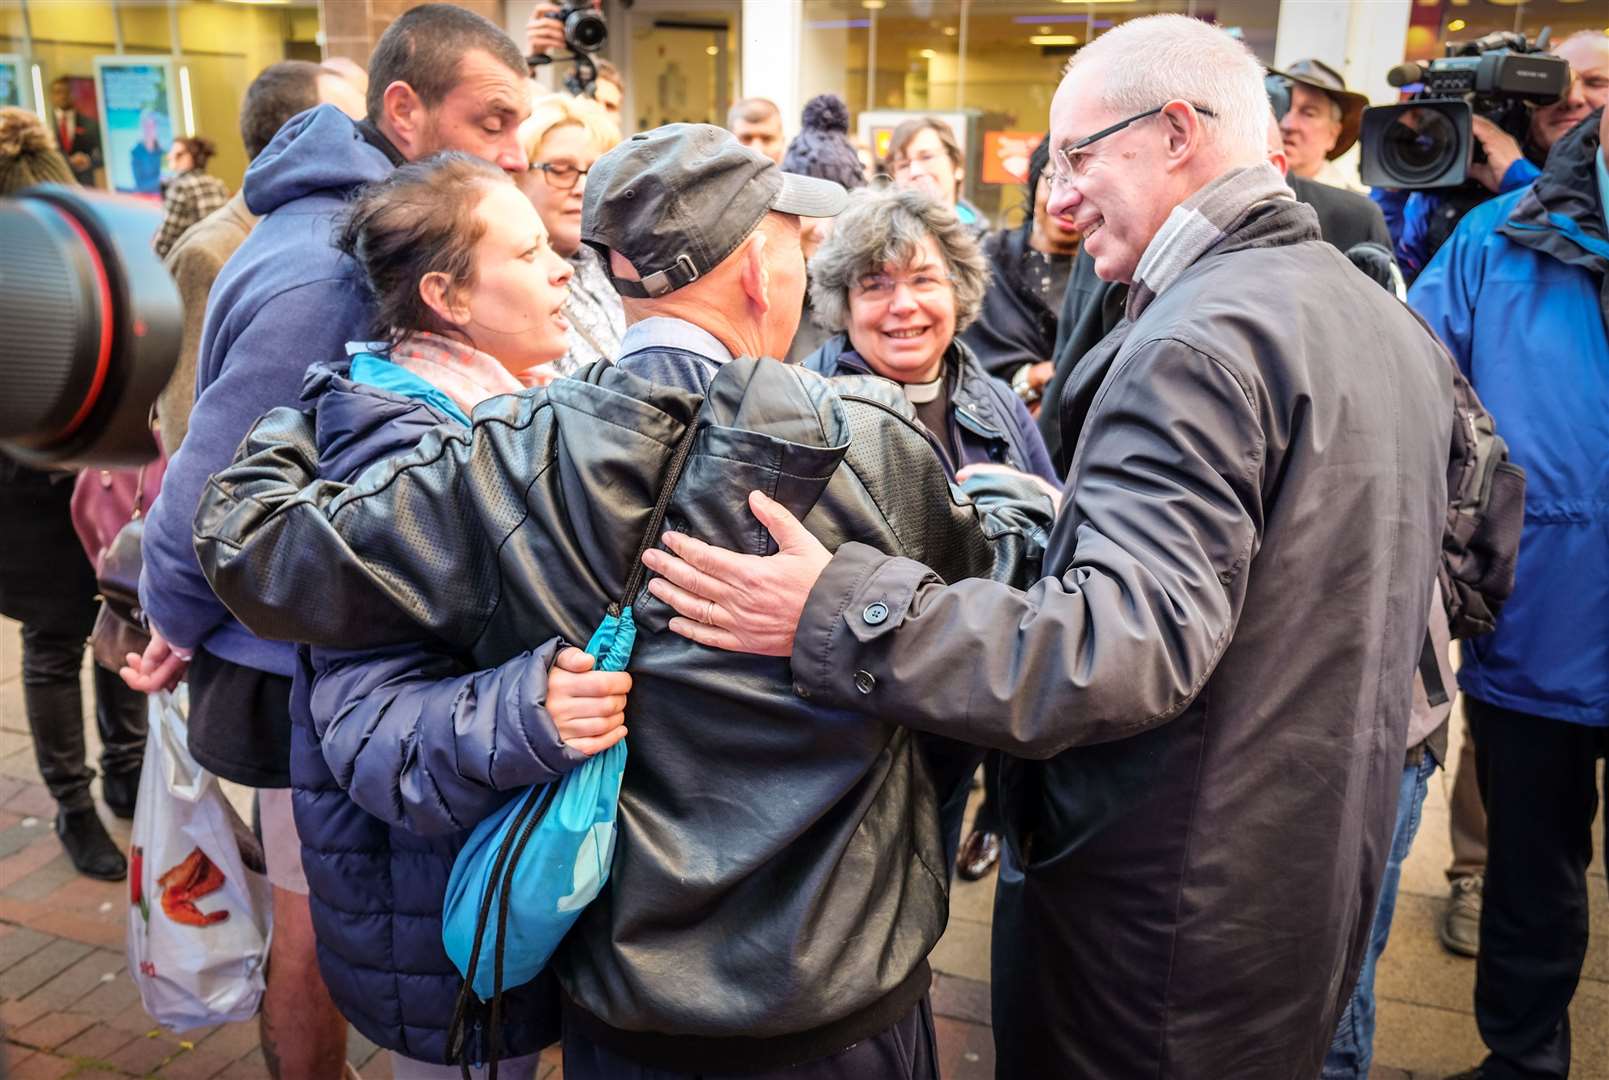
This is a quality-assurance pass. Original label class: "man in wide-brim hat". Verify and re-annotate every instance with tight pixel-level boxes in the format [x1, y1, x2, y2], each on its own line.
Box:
[1273, 58, 1369, 189]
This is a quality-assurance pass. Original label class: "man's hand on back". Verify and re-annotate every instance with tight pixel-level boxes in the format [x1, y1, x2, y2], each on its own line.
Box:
[642, 491, 831, 657]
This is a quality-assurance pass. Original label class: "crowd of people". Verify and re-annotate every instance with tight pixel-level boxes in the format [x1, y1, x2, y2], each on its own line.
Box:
[0, 3, 1604, 1079]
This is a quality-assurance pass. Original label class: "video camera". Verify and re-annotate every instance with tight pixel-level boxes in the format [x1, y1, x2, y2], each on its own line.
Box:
[528, 0, 608, 99]
[1360, 30, 1569, 190]
[0, 186, 179, 467]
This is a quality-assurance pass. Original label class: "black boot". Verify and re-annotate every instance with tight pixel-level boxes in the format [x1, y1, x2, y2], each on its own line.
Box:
[102, 768, 141, 820]
[56, 807, 127, 881]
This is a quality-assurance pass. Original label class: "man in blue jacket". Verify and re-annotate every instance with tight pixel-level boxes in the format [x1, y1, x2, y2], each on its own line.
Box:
[126, 6, 542, 1076]
[1408, 107, 1608, 1080]
[1386, 30, 1608, 279]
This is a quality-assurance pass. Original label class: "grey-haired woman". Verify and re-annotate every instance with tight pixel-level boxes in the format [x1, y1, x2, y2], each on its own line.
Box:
[801, 184, 1057, 877]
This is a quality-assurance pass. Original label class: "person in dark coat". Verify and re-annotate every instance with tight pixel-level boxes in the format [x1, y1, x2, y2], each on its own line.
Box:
[639, 18, 1454, 1078]
[801, 184, 1058, 880]
[48, 76, 101, 185]
[961, 138, 1081, 400]
[0, 106, 144, 882]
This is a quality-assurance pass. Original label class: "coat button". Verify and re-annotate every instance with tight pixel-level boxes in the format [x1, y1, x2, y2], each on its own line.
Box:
[853, 670, 876, 695]
[862, 602, 889, 625]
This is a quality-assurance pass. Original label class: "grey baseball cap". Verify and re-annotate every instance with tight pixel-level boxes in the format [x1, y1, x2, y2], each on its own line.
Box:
[582, 123, 850, 299]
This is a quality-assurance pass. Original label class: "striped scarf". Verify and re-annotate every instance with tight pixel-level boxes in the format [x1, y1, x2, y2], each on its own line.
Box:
[1127, 162, 1296, 321]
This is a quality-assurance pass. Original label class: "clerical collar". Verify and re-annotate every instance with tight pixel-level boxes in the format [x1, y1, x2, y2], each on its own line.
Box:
[901, 376, 945, 405]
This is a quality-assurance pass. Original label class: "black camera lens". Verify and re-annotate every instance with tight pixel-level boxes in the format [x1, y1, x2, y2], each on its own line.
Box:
[565, 9, 607, 53]
[1380, 106, 1461, 186]
[0, 186, 180, 466]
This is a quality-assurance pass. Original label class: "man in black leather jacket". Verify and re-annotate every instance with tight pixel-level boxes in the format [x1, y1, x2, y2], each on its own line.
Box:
[194, 126, 1051, 1078]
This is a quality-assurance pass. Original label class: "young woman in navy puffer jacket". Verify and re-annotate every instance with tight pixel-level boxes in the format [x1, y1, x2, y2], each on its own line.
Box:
[282, 153, 630, 1078]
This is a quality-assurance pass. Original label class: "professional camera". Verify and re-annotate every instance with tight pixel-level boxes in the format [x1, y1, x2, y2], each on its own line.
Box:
[529, 0, 608, 97]
[1360, 30, 1569, 190]
[0, 186, 180, 467]
[553, 0, 607, 54]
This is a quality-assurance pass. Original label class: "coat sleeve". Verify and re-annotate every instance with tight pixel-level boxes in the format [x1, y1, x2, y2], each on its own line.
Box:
[792, 337, 1263, 758]
[309, 637, 584, 836]
[195, 395, 539, 652]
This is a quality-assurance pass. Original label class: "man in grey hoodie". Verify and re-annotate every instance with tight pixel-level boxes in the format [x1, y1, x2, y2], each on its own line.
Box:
[125, 7, 576, 1077]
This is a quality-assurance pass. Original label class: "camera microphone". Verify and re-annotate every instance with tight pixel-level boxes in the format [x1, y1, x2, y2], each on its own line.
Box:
[1388, 62, 1426, 88]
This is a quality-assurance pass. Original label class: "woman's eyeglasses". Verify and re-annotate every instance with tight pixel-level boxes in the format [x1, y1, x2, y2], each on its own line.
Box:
[532, 162, 590, 190]
[851, 271, 952, 301]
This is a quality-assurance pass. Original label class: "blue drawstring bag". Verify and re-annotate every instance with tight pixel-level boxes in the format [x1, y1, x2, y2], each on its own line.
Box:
[442, 418, 700, 1075]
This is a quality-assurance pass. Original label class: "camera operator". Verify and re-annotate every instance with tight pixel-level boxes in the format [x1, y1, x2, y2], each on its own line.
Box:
[524, 1, 615, 109]
[1390, 31, 1607, 277]
[1407, 104, 1608, 1080]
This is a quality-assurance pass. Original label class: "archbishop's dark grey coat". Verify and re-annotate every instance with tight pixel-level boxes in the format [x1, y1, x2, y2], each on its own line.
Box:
[789, 196, 1454, 1078]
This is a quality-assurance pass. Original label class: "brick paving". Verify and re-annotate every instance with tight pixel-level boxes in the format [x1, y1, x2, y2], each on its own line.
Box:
[1, 615, 1602, 1078]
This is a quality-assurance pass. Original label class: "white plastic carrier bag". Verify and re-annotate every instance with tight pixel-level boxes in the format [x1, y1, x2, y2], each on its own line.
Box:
[125, 686, 273, 1031]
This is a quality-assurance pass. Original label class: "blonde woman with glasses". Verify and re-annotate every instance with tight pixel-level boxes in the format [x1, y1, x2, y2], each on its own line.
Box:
[516, 92, 624, 381]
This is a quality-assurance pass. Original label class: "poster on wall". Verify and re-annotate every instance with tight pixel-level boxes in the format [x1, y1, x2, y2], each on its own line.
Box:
[0, 55, 27, 110]
[93, 56, 178, 196]
[981, 131, 1045, 186]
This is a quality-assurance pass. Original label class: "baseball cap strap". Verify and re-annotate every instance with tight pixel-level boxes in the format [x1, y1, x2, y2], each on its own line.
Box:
[611, 252, 701, 299]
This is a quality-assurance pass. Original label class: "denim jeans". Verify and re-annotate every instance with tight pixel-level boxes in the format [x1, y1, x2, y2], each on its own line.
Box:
[1323, 750, 1439, 1079]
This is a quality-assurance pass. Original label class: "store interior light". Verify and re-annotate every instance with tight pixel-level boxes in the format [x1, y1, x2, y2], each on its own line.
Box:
[705, 44, 719, 55]
[1447, 18, 1466, 31]
[862, 0, 886, 9]
[919, 48, 937, 58]
[1030, 34, 1080, 46]
[943, 26, 957, 36]
[180, 66, 196, 137]
[218, 0, 292, 5]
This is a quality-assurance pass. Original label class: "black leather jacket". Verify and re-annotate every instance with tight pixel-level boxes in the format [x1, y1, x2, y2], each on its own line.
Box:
[194, 356, 1049, 1071]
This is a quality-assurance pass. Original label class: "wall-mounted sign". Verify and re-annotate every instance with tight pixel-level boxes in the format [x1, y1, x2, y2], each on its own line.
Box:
[94, 56, 178, 196]
[0, 55, 27, 110]
[981, 131, 1045, 186]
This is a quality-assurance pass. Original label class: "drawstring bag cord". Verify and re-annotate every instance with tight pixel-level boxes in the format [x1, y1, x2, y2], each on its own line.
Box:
[446, 416, 701, 1076]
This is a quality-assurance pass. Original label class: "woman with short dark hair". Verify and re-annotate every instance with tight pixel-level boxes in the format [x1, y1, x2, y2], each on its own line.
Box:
[153, 134, 229, 257]
[803, 185, 1056, 877]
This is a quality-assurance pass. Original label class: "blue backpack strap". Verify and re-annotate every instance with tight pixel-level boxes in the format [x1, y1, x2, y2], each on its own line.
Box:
[446, 412, 701, 1071]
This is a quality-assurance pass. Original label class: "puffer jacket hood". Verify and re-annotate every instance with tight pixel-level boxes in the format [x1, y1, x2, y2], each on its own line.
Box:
[243, 104, 393, 218]
[278, 360, 559, 1065]
[194, 356, 1050, 1073]
[1409, 109, 1609, 726]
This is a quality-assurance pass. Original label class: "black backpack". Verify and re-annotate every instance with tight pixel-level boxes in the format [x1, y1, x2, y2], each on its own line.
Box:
[1436, 345, 1526, 641]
